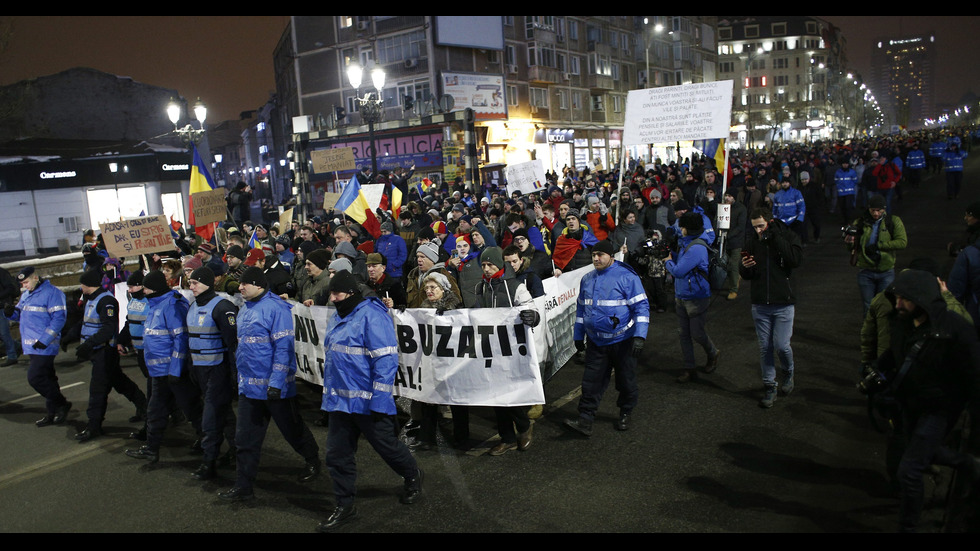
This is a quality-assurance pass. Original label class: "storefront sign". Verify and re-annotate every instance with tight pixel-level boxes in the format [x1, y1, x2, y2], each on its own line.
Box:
[623, 80, 733, 145]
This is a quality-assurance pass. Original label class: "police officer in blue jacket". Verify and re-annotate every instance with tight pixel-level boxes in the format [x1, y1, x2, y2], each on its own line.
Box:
[218, 267, 320, 502]
[65, 269, 147, 443]
[317, 270, 421, 532]
[564, 239, 650, 437]
[186, 266, 239, 481]
[124, 270, 203, 462]
[5, 267, 72, 427]
[834, 158, 859, 227]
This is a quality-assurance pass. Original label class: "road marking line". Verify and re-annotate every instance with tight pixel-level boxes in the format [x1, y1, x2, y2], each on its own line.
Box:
[3, 382, 86, 405]
[0, 439, 126, 491]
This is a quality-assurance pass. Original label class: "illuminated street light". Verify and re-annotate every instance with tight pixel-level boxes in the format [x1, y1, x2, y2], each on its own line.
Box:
[167, 97, 207, 144]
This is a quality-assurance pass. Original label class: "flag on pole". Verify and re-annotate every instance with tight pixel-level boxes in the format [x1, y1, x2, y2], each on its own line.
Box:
[694, 138, 731, 181]
[247, 227, 259, 250]
[188, 143, 217, 243]
[335, 178, 382, 239]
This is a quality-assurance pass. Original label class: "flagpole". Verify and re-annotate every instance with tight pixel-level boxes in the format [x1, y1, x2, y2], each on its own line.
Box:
[614, 143, 628, 223]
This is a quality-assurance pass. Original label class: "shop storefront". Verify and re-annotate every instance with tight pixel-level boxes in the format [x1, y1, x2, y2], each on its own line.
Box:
[0, 141, 195, 254]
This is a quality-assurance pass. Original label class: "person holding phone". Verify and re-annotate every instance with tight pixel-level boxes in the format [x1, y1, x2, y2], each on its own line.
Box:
[739, 207, 804, 408]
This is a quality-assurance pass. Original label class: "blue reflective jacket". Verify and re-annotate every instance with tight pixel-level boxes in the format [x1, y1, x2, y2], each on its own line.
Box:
[375, 233, 407, 279]
[142, 291, 190, 378]
[236, 291, 296, 400]
[187, 295, 228, 366]
[321, 297, 399, 415]
[944, 150, 968, 172]
[906, 149, 926, 169]
[125, 296, 149, 350]
[773, 186, 806, 224]
[834, 168, 858, 196]
[80, 290, 117, 350]
[574, 261, 650, 346]
[11, 279, 66, 356]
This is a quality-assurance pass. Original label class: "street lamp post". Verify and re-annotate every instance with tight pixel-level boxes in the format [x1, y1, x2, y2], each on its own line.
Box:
[167, 97, 207, 145]
[346, 63, 386, 181]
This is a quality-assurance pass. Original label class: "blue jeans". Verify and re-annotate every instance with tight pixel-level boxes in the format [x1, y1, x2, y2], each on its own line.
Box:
[858, 269, 894, 316]
[751, 304, 795, 387]
[0, 313, 17, 360]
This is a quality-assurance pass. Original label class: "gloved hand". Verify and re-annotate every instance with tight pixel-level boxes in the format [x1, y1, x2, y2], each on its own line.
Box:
[32, 340, 47, 350]
[435, 309, 446, 316]
[520, 309, 540, 328]
[167, 374, 181, 385]
[267, 386, 282, 401]
[60, 336, 72, 353]
[75, 342, 93, 361]
[575, 340, 586, 353]
[631, 337, 645, 358]
[598, 202, 608, 216]
[3, 304, 15, 318]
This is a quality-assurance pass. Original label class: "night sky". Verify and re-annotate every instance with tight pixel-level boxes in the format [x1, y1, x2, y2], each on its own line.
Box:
[2, 16, 979, 124]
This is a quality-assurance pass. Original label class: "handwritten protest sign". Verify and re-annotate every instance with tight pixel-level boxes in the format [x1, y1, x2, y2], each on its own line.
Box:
[190, 188, 227, 226]
[311, 147, 356, 174]
[504, 160, 548, 196]
[99, 214, 175, 259]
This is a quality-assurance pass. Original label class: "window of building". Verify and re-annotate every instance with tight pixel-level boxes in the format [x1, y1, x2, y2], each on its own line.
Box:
[570, 55, 581, 75]
[720, 61, 735, 73]
[745, 25, 759, 38]
[719, 27, 732, 40]
[591, 94, 604, 111]
[558, 89, 568, 109]
[530, 87, 549, 108]
[339, 16, 353, 28]
[772, 22, 787, 36]
[590, 52, 611, 76]
[376, 30, 426, 64]
[507, 85, 519, 107]
[569, 20, 578, 41]
[528, 41, 557, 67]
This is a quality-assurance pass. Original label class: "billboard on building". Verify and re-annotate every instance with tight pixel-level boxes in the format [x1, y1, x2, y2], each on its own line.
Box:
[433, 16, 504, 51]
[441, 72, 507, 121]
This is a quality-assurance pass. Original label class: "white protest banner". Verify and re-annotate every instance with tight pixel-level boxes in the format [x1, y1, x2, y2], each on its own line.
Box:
[291, 303, 333, 387]
[622, 80, 734, 145]
[503, 159, 548, 196]
[391, 306, 545, 407]
[535, 264, 592, 381]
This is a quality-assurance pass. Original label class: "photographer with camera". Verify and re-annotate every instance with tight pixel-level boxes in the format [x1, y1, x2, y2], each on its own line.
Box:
[870, 269, 980, 532]
[845, 194, 908, 316]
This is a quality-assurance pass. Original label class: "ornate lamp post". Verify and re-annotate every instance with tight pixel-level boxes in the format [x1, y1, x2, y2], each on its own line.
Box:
[167, 97, 207, 144]
[346, 63, 386, 179]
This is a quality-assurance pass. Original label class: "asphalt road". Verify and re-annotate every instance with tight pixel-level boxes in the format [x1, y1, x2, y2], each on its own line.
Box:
[1, 154, 978, 533]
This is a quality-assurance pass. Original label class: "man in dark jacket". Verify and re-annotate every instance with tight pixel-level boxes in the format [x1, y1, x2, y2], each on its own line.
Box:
[877, 269, 980, 532]
[722, 190, 747, 301]
[0, 266, 20, 365]
[739, 207, 804, 408]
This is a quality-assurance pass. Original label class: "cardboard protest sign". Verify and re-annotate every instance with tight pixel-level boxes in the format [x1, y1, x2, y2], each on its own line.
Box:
[190, 187, 227, 226]
[99, 214, 176, 259]
[311, 147, 356, 174]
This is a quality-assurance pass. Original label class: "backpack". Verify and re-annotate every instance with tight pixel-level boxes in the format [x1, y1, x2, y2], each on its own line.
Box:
[684, 238, 730, 291]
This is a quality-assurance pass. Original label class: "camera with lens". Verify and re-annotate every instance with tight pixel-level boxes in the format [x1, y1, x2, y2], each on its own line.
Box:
[856, 362, 890, 395]
[841, 224, 859, 239]
[639, 231, 670, 260]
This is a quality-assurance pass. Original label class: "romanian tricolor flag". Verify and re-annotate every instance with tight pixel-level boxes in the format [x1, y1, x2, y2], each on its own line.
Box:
[335, 178, 381, 239]
[188, 144, 217, 243]
[695, 138, 732, 183]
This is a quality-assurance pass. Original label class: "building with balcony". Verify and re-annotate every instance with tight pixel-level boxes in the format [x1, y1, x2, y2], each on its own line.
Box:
[275, 15, 718, 212]
[716, 16, 870, 149]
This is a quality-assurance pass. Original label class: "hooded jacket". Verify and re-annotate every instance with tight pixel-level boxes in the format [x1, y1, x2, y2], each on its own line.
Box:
[320, 297, 399, 415]
[880, 269, 980, 416]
